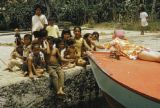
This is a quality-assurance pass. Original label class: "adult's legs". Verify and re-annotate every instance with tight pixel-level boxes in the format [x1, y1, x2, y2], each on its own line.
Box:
[138, 50, 160, 62]
[140, 26, 144, 35]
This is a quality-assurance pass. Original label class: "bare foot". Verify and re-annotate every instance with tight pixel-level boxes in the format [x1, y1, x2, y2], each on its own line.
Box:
[29, 73, 34, 79]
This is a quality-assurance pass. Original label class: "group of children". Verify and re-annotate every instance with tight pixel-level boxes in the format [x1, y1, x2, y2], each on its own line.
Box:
[4, 26, 104, 95]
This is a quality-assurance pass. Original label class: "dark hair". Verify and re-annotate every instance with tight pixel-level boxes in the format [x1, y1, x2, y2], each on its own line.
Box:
[66, 39, 75, 46]
[92, 31, 99, 41]
[73, 26, 81, 33]
[24, 34, 32, 41]
[47, 36, 55, 44]
[31, 43, 40, 50]
[40, 29, 48, 37]
[61, 29, 72, 39]
[55, 38, 65, 48]
[34, 4, 42, 11]
[83, 33, 91, 40]
[48, 17, 54, 21]
[139, 5, 145, 12]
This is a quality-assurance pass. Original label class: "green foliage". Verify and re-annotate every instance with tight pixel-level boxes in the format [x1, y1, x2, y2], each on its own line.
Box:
[1, 0, 160, 30]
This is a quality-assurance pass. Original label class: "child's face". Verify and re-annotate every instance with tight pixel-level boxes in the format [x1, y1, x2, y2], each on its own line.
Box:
[92, 35, 97, 40]
[59, 42, 65, 49]
[35, 8, 41, 16]
[33, 47, 40, 55]
[87, 34, 92, 41]
[74, 28, 81, 38]
[63, 33, 70, 40]
[24, 37, 31, 45]
[49, 20, 54, 25]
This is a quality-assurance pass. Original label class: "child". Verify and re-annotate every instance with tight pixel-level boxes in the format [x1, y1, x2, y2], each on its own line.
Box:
[4, 45, 23, 72]
[73, 26, 85, 57]
[83, 33, 96, 51]
[61, 28, 72, 45]
[73, 26, 87, 67]
[140, 6, 148, 35]
[46, 36, 69, 95]
[65, 39, 86, 67]
[21, 34, 32, 75]
[113, 23, 125, 38]
[92, 32, 105, 50]
[14, 28, 23, 46]
[56, 38, 75, 69]
[46, 17, 60, 38]
[28, 43, 45, 78]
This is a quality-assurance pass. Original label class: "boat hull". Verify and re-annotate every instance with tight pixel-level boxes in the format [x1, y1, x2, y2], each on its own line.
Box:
[88, 58, 160, 108]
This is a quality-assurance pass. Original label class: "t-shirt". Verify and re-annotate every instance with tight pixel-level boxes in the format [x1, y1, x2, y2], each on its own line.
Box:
[140, 12, 148, 27]
[32, 14, 48, 32]
[46, 25, 60, 38]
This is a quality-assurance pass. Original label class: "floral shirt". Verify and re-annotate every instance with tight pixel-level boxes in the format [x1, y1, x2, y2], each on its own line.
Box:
[106, 38, 144, 59]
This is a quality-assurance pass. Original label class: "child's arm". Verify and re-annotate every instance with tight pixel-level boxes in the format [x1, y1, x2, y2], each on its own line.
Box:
[46, 41, 51, 54]
[57, 48, 73, 63]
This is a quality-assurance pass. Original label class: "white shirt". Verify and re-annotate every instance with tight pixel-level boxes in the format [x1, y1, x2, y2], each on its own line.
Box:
[32, 14, 48, 32]
[46, 25, 60, 38]
[140, 12, 148, 27]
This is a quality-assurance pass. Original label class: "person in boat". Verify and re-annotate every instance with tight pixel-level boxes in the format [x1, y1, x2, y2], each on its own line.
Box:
[105, 33, 160, 62]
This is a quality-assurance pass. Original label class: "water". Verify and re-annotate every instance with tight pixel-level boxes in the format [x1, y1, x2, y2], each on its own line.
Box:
[66, 97, 109, 108]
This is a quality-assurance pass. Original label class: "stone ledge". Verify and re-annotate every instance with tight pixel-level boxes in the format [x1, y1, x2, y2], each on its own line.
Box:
[0, 65, 101, 108]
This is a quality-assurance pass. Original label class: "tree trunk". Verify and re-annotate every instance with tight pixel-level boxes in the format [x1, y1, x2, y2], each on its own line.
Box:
[151, 0, 156, 20]
[43, 0, 51, 18]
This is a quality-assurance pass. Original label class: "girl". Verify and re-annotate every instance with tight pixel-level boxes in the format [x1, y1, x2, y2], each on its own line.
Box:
[83, 33, 96, 51]
[61, 28, 72, 46]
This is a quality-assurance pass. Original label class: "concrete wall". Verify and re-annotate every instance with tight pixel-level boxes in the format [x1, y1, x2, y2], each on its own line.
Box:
[0, 66, 101, 108]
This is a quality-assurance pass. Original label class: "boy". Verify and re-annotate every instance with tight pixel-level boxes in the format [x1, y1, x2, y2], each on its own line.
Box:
[28, 43, 45, 78]
[46, 36, 70, 95]
[46, 17, 60, 38]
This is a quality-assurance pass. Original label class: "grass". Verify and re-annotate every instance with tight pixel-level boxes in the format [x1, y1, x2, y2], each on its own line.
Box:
[0, 43, 15, 46]
[83, 20, 160, 32]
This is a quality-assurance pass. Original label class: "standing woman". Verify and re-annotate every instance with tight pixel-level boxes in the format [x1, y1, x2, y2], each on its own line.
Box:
[32, 4, 48, 39]
[140, 6, 148, 35]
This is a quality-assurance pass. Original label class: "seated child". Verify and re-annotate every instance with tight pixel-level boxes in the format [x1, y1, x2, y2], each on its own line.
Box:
[65, 39, 86, 67]
[21, 34, 32, 76]
[28, 43, 45, 78]
[46, 36, 69, 95]
[5, 45, 23, 72]
[56, 38, 74, 69]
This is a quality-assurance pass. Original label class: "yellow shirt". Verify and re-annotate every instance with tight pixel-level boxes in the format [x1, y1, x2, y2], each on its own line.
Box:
[46, 25, 60, 38]
[74, 38, 84, 57]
